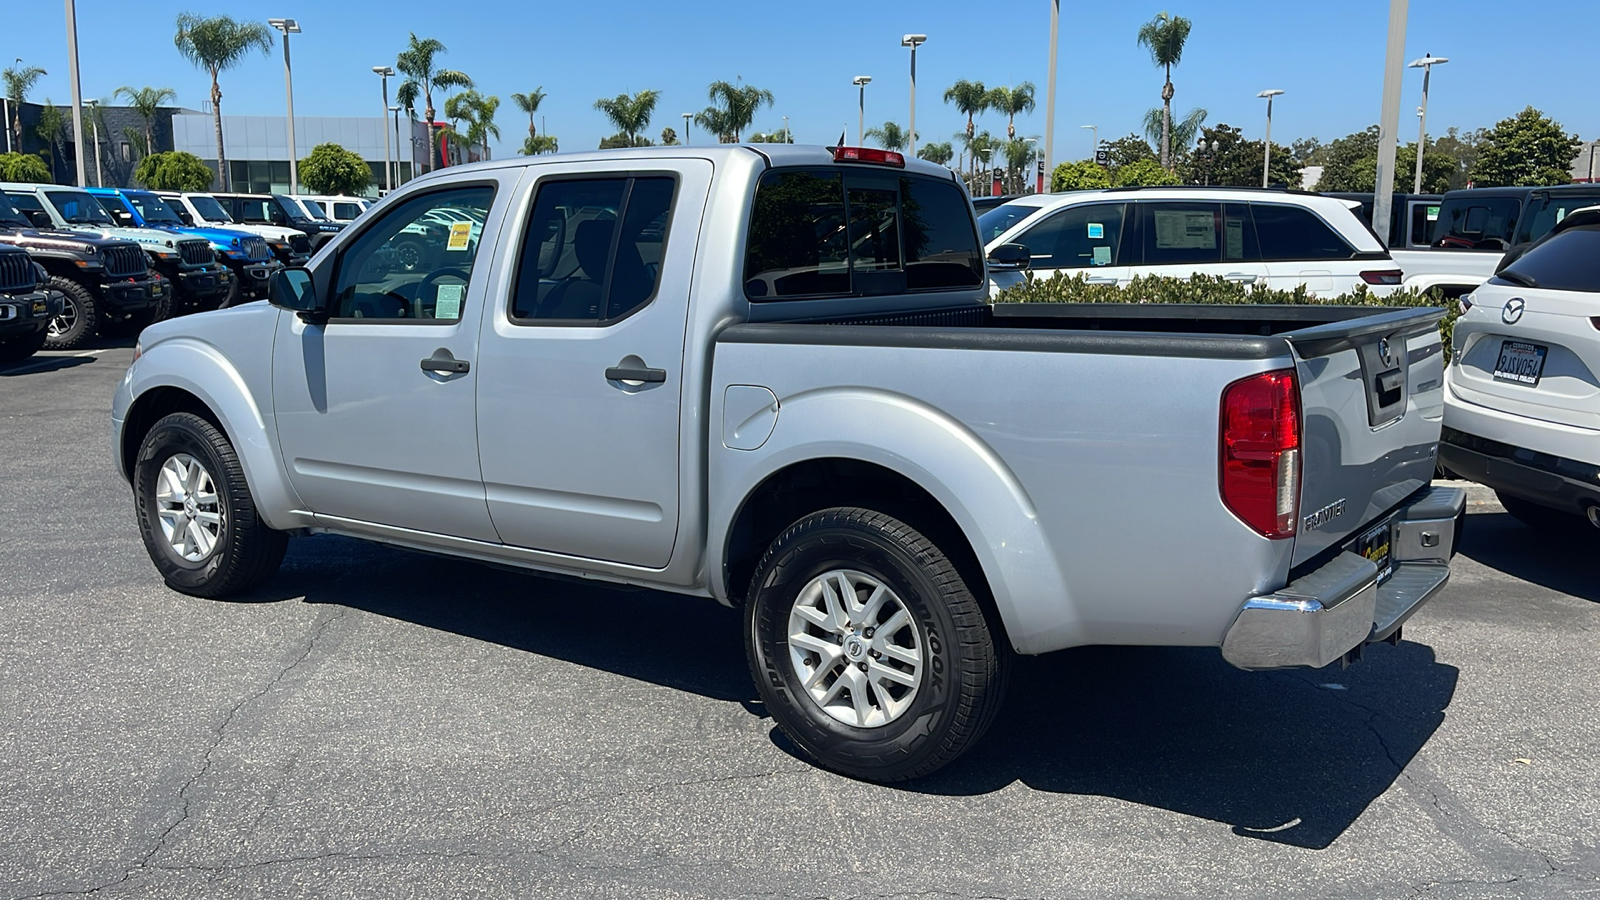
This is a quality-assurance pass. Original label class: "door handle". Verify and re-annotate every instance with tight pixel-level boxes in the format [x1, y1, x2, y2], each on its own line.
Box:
[605, 365, 667, 383]
[1084, 276, 1119, 285]
[1224, 272, 1261, 284]
[420, 356, 470, 374]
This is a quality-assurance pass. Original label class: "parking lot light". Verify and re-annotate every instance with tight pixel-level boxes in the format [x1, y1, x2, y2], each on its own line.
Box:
[1257, 89, 1284, 188]
[852, 76, 871, 147]
[901, 35, 926, 156]
[1408, 55, 1448, 195]
[268, 18, 301, 194]
[373, 66, 396, 193]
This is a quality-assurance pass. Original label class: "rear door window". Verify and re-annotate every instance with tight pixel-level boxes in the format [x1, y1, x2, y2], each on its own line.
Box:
[1494, 227, 1600, 293]
[1518, 194, 1600, 245]
[1014, 203, 1126, 269]
[1432, 197, 1519, 249]
[1249, 204, 1355, 261]
[1140, 202, 1221, 265]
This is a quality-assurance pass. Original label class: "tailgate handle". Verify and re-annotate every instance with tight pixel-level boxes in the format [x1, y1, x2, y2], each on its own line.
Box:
[1375, 368, 1404, 407]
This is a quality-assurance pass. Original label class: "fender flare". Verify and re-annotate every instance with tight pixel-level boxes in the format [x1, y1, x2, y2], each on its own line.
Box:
[709, 386, 1084, 655]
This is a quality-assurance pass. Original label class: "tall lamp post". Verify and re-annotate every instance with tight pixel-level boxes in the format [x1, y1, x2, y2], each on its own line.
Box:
[85, 98, 101, 187]
[852, 76, 871, 146]
[373, 65, 395, 194]
[782, 115, 790, 143]
[1044, 0, 1060, 192]
[268, 18, 301, 194]
[1257, 89, 1284, 188]
[64, 0, 88, 186]
[901, 34, 926, 157]
[389, 105, 403, 183]
[682, 112, 691, 146]
[1408, 54, 1448, 194]
[1080, 124, 1097, 158]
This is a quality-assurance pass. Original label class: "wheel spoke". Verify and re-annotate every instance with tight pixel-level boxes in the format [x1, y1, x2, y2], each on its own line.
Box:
[792, 604, 831, 629]
[834, 572, 861, 623]
[818, 672, 850, 706]
[847, 668, 873, 726]
[869, 659, 918, 688]
[878, 609, 910, 640]
[789, 631, 838, 659]
[804, 656, 842, 691]
[819, 579, 848, 632]
[880, 642, 920, 666]
[859, 584, 889, 625]
[193, 510, 222, 526]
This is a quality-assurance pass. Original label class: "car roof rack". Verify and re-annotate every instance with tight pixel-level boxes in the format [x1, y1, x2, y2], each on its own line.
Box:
[1101, 184, 1323, 196]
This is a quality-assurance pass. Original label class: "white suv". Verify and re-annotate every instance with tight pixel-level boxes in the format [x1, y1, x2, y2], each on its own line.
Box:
[301, 195, 373, 223]
[1440, 206, 1600, 532]
[979, 187, 1402, 295]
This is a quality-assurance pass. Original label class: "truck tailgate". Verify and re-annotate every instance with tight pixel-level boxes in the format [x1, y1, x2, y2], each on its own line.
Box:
[1287, 307, 1449, 567]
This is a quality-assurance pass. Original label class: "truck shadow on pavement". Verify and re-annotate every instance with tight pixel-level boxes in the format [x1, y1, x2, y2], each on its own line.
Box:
[1455, 511, 1600, 604]
[272, 535, 1456, 853]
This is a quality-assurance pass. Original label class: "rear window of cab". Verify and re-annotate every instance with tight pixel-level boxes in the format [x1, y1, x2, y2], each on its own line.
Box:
[744, 167, 984, 300]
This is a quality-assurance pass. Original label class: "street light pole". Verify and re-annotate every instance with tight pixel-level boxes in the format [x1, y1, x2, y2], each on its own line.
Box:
[1258, 89, 1284, 188]
[782, 115, 790, 143]
[1372, 0, 1411, 246]
[902, 34, 926, 157]
[85, 98, 101, 187]
[373, 66, 395, 194]
[268, 18, 301, 194]
[852, 76, 872, 146]
[682, 112, 691, 146]
[64, 0, 88, 187]
[389, 106, 403, 184]
[1044, 0, 1060, 191]
[1080, 124, 1097, 158]
[1408, 54, 1448, 195]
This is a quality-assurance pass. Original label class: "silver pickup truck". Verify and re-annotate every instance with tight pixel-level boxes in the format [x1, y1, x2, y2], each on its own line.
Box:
[113, 145, 1464, 781]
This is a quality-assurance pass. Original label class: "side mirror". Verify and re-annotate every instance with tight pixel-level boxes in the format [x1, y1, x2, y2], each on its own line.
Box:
[987, 242, 1031, 270]
[270, 267, 323, 321]
[27, 210, 52, 228]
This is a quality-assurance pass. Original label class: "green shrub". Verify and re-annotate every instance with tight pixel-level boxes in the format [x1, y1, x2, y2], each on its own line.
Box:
[0, 151, 51, 182]
[1049, 159, 1112, 191]
[997, 271, 1459, 357]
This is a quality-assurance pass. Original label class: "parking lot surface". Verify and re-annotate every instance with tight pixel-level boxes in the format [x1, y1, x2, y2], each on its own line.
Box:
[2, 343, 1597, 899]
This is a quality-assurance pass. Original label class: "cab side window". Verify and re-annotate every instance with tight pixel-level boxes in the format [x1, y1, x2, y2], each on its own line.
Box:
[1249, 204, 1354, 260]
[1140, 202, 1221, 265]
[329, 185, 495, 322]
[510, 176, 676, 324]
[1014, 203, 1126, 269]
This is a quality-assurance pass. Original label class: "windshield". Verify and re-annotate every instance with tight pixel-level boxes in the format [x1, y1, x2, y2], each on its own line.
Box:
[977, 202, 1044, 244]
[296, 198, 330, 220]
[186, 195, 234, 223]
[271, 196, 312, 221]
[45, 190, 116, 226]
[126, 192, 186, 226]
[0, 194, 30, 228]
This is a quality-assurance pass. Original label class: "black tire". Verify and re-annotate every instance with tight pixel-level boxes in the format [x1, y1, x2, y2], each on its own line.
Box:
[0, 328, 47, 362]
[215, 274, 241, 309]
[133, 412, 288, 598]
[745, 507, 1007, 782]
[1496, 491, 1590, 534]
[43, 277, 97, 350]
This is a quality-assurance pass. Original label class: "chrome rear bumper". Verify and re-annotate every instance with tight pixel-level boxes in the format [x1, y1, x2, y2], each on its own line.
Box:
[1221, 485, 1465, 670]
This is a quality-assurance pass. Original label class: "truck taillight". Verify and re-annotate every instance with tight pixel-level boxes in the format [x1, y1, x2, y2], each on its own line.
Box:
[1360, 269, 1404, 285]
[831, 146, 906, 167]
[1220, 369, 1301, 539]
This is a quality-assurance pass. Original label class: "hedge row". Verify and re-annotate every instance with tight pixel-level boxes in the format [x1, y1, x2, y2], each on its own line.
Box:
[995, 271, 1459, 356]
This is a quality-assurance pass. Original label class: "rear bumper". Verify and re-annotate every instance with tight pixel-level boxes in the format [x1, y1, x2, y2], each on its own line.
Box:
[1440, 427, 1600, 518]
[1221, 485, 1465, 670]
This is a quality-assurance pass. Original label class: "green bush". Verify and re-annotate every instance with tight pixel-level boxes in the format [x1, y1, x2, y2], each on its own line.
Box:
[299, 142, 371, 196]
[997, 271, 1459, 356]
[0, 151, 51, 182]
[134, 151, 215, 191]
[1050, 159, 1112, 191]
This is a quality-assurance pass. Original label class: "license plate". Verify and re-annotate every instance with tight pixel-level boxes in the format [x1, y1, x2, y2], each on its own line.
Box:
[1357, 519, 1394, 584]
[1493, 340, 1548, 386]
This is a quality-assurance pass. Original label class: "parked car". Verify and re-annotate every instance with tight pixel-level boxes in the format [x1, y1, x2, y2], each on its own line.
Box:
[3, 182, 224, 325]
[979, 186, 1404, 294]
[0, 245, 61, 362]
[0, 191, 164, 349]
[87, 187, 268, 308]
[1322, 192, 1442, 250]
[300, 194, 373, 223]
[209, 192, 344, 251]
[160, 192, 311, 268]
[114, 145, 1463, 782]
[1431, 184, 1600, 253]
[1440, 205, 1600, 532]
[970, 194, 1022, 214]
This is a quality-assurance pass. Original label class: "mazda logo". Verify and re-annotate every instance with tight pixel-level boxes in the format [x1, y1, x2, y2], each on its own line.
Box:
[1502, 298, 1526, 325]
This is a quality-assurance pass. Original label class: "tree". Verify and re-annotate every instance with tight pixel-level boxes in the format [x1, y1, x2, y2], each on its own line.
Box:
[599, 132, 654, 149]
[864, 121, 913, 152]
[594, 90, 659, 147]
[1136, 11, 1194, 169]
[34, 101, 66, 182]
[1291, 136, 1328, 167]
[986, 82, 1035, 140]
[0, 152, 49, 182]
[2, 63, 46, 153]
[1431, 127, 1487, 190]
[1179, 123, 1298, 188]
[693, 107, 735, 143]
[114, 86, 178, 156]
[660, 126, 679, 146]
[520, 134, 558, 155]
[173, 14, 273, 192]
[395, 33, 474, 174]
[918, 142, 954, 166]
[1315, 126, 1456, 193]
[134, 150, 215, 191]
[697, 80, 773, 143]
[511, 88, 546, 140]
[1000, 138, 1039, 193]
[748, 128, 793, 143]
[1470, 107, 1582, 187]
[1114, 157, 1180, 187]
[458, 92, 500, 160]
[299, 143, 371, 195]
[943, 79, 989, 180]
[1051, 159, 1112, 191]
[1143, 106, 1206, 164]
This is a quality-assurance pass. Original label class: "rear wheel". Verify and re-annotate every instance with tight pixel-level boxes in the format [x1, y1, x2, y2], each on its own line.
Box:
[745, 507, 1007, 782]
[133, 412, 287, 597]
[43, 277, 97, 350]
[1496, 491, 1592, 534]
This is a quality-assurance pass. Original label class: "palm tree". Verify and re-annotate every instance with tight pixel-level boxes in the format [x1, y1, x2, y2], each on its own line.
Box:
[395, 33, 474, 173]
[511, 88, 546, 139]
[468, 94, 500, 161]
[1143, 107, 1207, 161]
[594, 90, 660, 148]
[692, 106, 735, 143]
[1136, 11, 1194, 169]
[2, 63, 47, 153]
[1003, 137, 1038, 192]
[954, 129, 998, 192]
[34, 100, 65, 181]
[114, 86, 178, 156]
[442, 90, 479, 147]
[520, 134, 558, 155]
[986, 83, 1036, 140]
[917, 141, 954, 167]
[943, 79, 990, 181]
[698, 80, 773, 143]
[863, 121, 913, 152]
[173, 14, 273, 191]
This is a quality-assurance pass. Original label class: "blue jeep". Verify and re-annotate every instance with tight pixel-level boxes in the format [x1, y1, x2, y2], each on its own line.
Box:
[89, 188, 281, 306]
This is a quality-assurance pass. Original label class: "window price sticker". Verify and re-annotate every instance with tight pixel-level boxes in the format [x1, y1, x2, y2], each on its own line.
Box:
[447, 222, 472, 251]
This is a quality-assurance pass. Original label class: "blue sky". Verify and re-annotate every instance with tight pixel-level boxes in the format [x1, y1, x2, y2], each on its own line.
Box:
[6, 0, 1596, 162]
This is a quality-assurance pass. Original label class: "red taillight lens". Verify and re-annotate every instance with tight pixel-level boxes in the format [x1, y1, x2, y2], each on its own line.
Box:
[1220, 369, 1302, 539]
[1360, 269, 1404, 285]
[1590, 317, 1600, 331]
[831, 146, 906, 167]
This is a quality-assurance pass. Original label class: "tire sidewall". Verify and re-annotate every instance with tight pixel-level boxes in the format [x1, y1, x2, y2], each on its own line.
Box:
[134, 416, 237, 590]
[44, 278, 95, 350]
[748, 517, 964, 776]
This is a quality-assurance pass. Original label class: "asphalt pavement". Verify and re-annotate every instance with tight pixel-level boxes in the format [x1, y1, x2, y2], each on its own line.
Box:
[1, 341, 1597, 899]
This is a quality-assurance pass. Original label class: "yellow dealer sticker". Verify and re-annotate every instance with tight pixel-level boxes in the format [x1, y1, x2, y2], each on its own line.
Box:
[446, 222, 472, 251]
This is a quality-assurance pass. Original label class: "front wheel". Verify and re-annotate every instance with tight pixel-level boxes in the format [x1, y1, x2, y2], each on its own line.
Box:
[133, 412, 288, 597]
[745, 508, 1007, 782]
[43, 277, 97, 350]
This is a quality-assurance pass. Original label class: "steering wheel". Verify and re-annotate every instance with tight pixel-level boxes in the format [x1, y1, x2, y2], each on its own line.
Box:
[418, 267, 472, 296]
